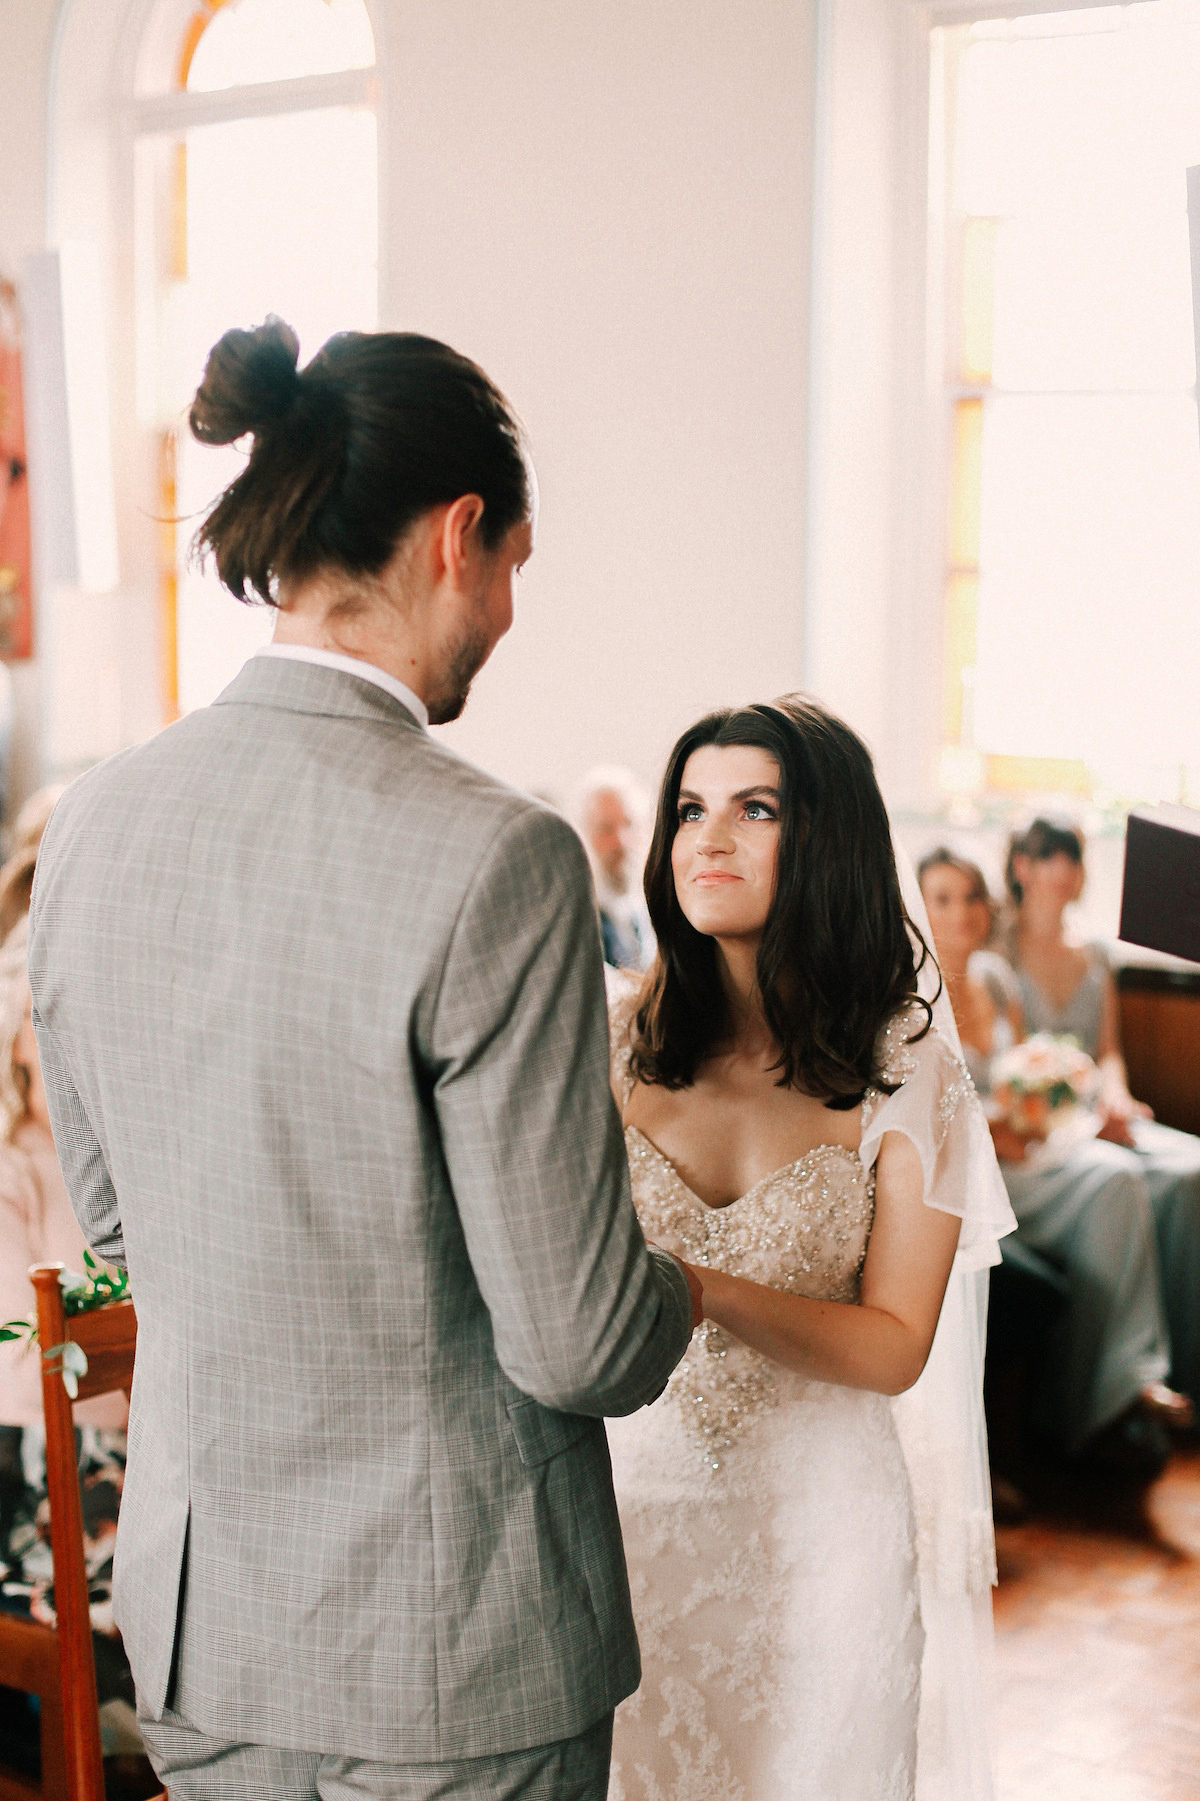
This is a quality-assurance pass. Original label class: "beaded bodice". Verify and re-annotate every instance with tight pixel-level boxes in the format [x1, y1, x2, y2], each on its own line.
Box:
[625, 1128, 875, 1301]
[608, 989, 966, 1467]
[625, 1126, 875, 1465]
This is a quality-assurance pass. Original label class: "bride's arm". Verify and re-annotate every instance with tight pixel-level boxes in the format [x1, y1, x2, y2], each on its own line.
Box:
[690, 1130, 960, 1397]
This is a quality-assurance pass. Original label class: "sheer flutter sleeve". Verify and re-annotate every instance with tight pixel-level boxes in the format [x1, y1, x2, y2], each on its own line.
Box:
[859, 1012, 1016, 1275]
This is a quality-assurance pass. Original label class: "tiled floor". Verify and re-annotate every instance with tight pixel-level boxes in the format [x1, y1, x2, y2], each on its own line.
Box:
[993, 1446, 1200, 1799]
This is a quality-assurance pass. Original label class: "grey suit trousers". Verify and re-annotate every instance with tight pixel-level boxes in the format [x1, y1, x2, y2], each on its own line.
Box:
[138, 1707, 613, 1800]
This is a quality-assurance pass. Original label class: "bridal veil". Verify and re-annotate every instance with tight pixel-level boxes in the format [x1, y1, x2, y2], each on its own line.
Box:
[890, 836, 1017, 1799]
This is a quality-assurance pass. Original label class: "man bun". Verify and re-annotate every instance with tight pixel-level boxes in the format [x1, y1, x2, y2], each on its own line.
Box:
[188, 322, 531, 608]
[189, 316, 302, 446]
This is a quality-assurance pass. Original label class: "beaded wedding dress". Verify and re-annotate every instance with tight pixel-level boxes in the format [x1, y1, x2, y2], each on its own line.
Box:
[606, 987, 1014, 1801]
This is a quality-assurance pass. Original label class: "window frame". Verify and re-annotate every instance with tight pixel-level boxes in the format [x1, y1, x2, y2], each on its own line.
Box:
[127, 3, 381, 720]
[37, 0, 388, 761]
[882, 0, 1168, 817]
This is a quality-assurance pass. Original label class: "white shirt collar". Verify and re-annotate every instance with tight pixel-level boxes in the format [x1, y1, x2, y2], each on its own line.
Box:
[255, 644, 429, 729]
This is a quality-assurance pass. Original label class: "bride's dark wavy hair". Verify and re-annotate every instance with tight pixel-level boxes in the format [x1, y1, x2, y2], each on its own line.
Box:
[628, 694, 935, 1106]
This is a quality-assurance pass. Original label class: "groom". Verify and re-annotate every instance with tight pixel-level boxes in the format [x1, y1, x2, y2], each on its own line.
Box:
[27, 340, 697, 1797]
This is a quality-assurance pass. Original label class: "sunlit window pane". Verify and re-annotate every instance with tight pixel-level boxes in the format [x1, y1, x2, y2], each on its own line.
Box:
[941, 1, 1200, 802]
[973, 394, 1200, 782]
[991, 206, 1194, 393]
[162, 105, 377, 712]
[187, 0, 374, 92]
[177, 108, 377, 379]
[959, 18, 1200, 393]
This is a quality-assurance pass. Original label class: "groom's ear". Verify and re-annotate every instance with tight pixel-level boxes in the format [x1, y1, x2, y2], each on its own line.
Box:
[437, 494, 487, 588]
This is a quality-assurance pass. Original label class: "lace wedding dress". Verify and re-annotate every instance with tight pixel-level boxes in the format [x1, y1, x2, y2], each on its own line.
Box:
[606, 990, 1011, 1801]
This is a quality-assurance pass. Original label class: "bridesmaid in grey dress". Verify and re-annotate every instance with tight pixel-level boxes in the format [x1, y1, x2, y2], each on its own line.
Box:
[1005, 818, 1200, 1422]
[918, 846, 1187, 1463]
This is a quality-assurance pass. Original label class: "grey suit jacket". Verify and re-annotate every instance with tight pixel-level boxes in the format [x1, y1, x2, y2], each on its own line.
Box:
[27, 656, 691, 1762]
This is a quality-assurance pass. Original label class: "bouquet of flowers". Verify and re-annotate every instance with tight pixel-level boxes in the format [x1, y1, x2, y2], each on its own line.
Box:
[989, 1034, 1100, 1141]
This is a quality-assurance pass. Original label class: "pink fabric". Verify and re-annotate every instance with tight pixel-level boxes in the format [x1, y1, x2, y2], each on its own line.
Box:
[0, 1118, 128, 1428]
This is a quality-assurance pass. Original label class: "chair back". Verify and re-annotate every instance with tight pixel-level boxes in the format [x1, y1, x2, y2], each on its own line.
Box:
[30, 1265, 137, 1801]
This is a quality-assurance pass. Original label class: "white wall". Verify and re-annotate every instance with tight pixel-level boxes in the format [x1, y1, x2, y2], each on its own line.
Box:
[380, 0, 814, 797]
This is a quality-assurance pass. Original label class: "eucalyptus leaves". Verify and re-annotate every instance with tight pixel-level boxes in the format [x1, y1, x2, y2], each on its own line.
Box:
[0, 1251, 131, 1397]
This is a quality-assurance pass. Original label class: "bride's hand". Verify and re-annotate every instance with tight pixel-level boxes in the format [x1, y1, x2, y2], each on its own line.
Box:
[679, 1259, 705, 1331]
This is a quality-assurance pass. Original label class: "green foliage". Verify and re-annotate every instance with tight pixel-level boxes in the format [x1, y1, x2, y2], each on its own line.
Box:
[42, 1338, 90, 1399]
[61, 1251, 130, 1316]
[0, 1252, 131, 1395]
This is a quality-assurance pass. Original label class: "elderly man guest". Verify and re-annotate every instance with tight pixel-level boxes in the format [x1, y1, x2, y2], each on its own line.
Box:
[575, 767, 654, 971]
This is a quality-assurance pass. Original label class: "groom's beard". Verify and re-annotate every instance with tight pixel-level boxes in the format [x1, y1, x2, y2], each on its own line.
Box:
[426, 616, 493, 725]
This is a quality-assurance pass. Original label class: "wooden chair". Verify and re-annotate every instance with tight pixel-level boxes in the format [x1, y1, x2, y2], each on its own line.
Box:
[25, 1265, 164, 1801]
[0, 1610, 66, 1801]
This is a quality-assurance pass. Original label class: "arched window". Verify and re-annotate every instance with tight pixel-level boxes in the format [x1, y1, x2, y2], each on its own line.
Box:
[182, 0, 374, 90]
[134, 0, 379, 715]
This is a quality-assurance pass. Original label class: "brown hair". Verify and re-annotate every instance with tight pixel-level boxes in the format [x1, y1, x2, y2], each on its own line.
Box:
[0, 918, 30, 1141]
[628, 695, 934, 1107]
[190, 317, 531, 605]
[1005, 816, 1084, 906]
[0, 784, 65, 943]
[0, 849, 36, 943]
[917, 846, 996, 919]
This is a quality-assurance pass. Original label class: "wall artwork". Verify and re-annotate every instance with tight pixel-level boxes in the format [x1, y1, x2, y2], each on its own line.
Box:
[0, 281, 33, 660]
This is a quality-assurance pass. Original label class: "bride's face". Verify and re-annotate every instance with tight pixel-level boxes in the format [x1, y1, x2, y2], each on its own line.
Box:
[671, 744, 782, 942]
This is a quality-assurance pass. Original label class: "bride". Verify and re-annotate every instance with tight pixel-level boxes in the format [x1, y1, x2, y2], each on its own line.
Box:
[605, 695, 1014, 1800]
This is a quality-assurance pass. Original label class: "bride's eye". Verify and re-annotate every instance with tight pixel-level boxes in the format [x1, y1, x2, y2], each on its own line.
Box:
[743, 800, 778, 821]
[678, 802, 704, 824]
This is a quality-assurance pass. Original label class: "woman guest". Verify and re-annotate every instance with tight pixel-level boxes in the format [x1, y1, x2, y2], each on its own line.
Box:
[1006, 818, 1200, 1417]
[0, 920, 125, 1425]
[913, 850, 1020, 1126]
[918, 847, 1188, 1468]
[0, 919, 134, 1750]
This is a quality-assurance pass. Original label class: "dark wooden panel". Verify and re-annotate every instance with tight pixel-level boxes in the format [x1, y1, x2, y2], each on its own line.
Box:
[0, 1771, 41, 1801]
[0, 1611, 56, 1695]
[67, 1299, 137, 1404]
[1118, 973, 1200, 1136]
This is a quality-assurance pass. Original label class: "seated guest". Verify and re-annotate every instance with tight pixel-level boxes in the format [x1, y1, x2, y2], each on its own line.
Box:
[0, 920, 135, 1750]
[1006, 817, 1200, 1415]
[915, 850, 1021, 1120]
[573, 766, 654, 970]
[919, 847, 1189, 1469]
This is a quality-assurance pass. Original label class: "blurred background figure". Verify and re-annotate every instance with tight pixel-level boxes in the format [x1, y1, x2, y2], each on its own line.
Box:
[918, 846, 1190, 1476]
[574, 766, 654, 971]
[1005, 818, 1200, 1421]
[0, 783, 63, 941]
[915, 848, 1020, 1107]
[0, 917, 136, 1763]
